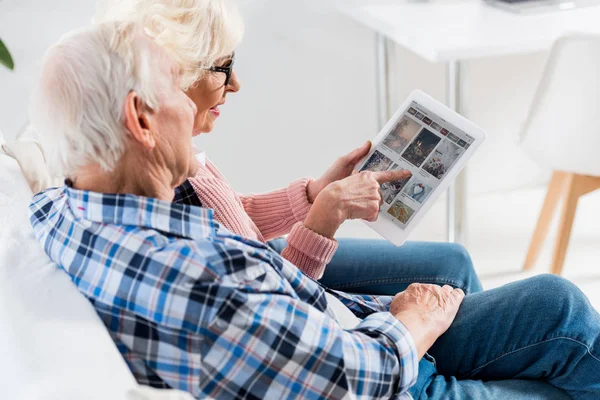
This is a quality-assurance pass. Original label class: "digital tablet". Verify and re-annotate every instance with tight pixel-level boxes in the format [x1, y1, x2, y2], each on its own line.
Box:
[356, 90, 487, 246]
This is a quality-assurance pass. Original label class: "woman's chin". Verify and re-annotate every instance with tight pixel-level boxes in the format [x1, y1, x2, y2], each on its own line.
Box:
[192, 124, 214, 136]
[192, 126, 208, 136]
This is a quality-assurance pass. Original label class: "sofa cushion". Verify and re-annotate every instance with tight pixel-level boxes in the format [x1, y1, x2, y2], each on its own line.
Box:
[1, 139, 60, 194]
[127, 387, 195, 400]
[1, 123, 63, 194]
[0, 135, 137, 400]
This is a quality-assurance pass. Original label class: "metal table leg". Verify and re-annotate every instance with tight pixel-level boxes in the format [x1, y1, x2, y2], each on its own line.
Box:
[446, 61, 467, 245]
[376, 36, 467, 244]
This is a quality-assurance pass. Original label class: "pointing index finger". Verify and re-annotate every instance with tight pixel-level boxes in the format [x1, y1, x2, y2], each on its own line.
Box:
[372, 169, 412, 184]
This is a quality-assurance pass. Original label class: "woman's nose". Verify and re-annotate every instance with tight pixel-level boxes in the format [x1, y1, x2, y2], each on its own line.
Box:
[227, 70, 241, 93]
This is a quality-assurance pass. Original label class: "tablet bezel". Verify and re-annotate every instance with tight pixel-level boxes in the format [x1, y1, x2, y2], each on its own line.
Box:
[357, 89, 487, 246]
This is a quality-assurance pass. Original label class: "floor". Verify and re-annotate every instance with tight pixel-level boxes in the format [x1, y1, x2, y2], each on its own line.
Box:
[336, 186, 600, 311]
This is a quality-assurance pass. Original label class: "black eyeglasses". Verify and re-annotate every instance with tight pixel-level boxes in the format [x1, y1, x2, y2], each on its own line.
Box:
[208, 52, 235, 86]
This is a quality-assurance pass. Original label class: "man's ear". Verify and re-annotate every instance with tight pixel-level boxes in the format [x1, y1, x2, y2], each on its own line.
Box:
[124, 91, 156, 149]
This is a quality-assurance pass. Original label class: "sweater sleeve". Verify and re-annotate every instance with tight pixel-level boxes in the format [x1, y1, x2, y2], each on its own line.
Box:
[281, 222, 338, 280]
[239, 178, 313, 241]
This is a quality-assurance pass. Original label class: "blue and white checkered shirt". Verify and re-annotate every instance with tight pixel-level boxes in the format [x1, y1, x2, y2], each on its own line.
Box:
[30, 183, 418, 399]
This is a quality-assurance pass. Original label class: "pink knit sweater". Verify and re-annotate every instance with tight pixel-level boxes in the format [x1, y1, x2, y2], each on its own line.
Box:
[188, 158, 338, 279]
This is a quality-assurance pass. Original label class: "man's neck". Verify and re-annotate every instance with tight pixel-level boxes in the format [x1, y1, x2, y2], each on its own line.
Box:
[70, 152, 176, 202]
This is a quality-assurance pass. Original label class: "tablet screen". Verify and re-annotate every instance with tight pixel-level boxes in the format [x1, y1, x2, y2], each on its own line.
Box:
[359, 101, 476, 229]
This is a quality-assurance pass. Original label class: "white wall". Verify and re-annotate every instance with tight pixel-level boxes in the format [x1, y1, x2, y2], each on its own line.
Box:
[0, 0, 552, 239]
[198, 0, 379, 196]
[0, 0, 97, 138]
[210, 0, 550, 195]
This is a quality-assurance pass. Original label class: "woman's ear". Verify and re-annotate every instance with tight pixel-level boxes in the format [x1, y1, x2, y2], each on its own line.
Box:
[124, 91, 156, 149]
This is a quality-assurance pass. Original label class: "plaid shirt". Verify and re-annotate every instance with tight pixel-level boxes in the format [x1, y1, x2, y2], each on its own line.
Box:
[30, 182, 418, 399]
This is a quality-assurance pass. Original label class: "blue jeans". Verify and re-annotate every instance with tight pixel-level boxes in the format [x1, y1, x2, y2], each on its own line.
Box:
[268, 238, 600, 399]
[415, 274, 600, 399]
[268, 238, 483, 295]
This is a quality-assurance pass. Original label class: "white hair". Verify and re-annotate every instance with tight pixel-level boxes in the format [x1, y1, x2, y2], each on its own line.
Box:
[30, 21, 166, 177]
[95, 0, 244, 90]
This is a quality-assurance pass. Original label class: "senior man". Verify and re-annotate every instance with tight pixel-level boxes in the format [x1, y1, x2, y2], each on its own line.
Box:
[29, 21, 600, 400]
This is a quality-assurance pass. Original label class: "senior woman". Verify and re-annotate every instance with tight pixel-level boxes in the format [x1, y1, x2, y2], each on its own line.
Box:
[94, 0, 483, 299]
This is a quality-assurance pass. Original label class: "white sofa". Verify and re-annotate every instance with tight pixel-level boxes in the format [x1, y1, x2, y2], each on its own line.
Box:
[0, 130, 194, 400]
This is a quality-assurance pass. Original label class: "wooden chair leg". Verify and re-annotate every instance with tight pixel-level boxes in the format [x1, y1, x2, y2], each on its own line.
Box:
[551, 173, 600, 275]
[523, 171, 567, 271]
[550, 174, 580, 275]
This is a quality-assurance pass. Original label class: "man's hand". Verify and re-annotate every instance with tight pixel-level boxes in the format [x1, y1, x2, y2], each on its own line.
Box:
[391, 283, 465, 359]
[306, 141, 372, 203]
[303, 169, 412, 238]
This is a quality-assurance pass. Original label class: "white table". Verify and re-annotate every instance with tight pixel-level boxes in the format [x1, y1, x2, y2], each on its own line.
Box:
[339, 0, 600, 244]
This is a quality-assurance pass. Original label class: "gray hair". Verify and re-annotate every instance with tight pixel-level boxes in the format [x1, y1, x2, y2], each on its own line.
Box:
[95, 0, 244, 89]
[30, 21, 165, 176]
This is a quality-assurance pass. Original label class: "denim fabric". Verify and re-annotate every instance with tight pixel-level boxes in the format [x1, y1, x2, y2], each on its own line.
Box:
[268, 238, 483, 295]
[269, 238, 600, 399]
[409, 274, 598, 399]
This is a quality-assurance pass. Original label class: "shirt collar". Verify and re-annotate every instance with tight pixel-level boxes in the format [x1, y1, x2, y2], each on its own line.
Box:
[196, 150, 206, 167]
[64, 185, 218, 241]
[193, 145, 206, 167]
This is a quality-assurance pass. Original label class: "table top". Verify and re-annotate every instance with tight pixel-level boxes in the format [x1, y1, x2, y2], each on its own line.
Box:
[339, 0, 600, 62]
